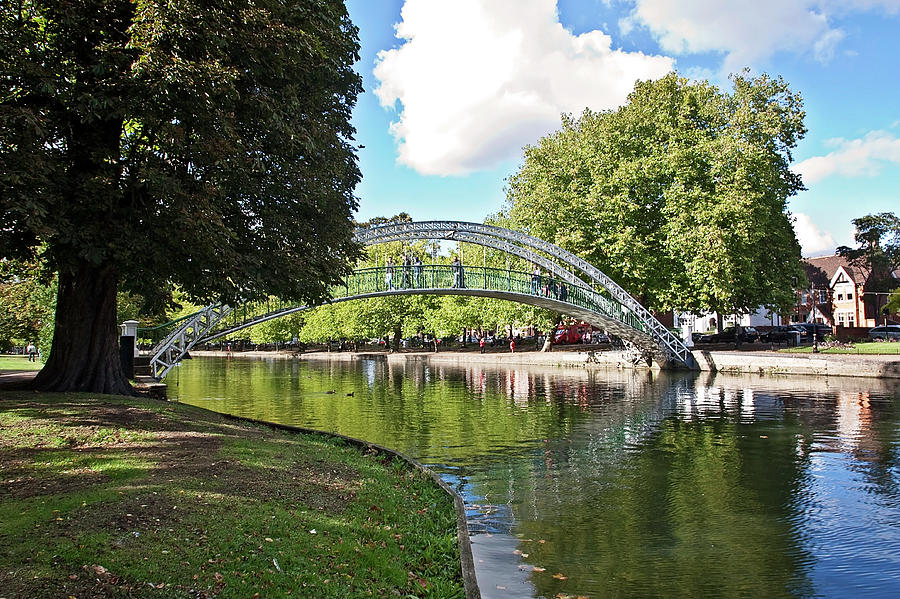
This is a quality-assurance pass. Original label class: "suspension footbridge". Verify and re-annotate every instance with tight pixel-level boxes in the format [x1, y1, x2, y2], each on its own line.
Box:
[141, 221, 696, 379]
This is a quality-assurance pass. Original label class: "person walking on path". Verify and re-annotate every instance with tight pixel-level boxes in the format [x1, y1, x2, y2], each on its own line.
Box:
[479, 336, 486, 354]
[509, 337, 516, 353]
[26, 342, 37, 362]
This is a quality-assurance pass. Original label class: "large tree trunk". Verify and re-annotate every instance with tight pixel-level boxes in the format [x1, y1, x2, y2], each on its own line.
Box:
[31, 263, 134, 395]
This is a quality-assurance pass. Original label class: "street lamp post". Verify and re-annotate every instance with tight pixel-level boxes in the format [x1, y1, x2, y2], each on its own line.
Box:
[792, 276, 800, 324]
[810, 283, 819, 354]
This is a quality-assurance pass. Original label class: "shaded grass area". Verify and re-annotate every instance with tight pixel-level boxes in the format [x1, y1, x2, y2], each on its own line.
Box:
[0, 355, 43, 371]
[0, 392, 464, 598]
[778, 341, 900, 355]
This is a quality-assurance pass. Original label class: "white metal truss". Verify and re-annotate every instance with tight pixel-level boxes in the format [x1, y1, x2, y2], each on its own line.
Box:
[148, 304, 233, 380]
[356, 221, 695, 368]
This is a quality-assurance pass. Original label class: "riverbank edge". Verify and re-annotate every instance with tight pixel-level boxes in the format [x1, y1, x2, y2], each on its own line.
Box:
[0, 391, 481, 599]
[208, 410, 482, 599]
[190, 349, 900, 378]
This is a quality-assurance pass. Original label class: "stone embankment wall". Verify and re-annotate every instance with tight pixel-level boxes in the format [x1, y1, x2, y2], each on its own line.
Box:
[690, 350, 900, 378]
[192, 349, 900, 378]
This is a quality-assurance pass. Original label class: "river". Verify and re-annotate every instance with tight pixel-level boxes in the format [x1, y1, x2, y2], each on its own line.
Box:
[168, 355, 900, 599]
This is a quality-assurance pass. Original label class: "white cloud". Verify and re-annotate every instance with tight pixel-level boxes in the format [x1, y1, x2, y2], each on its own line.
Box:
[623, 0, 900, 74]
[793, 131, 900, 183]
[373, 0, 674, 176]
[623, 0, 841, 72]
[793, 212, 836, 255]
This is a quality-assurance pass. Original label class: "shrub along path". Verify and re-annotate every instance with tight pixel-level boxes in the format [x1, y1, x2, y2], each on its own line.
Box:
[0, 392, 465, 598]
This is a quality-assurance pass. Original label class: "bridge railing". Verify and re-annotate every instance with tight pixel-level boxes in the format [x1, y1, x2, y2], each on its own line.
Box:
[196, 265, 647, 339]
[142, 264, 651, 370]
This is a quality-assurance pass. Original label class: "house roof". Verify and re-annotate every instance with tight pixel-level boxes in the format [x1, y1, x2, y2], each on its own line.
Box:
[803, 255, 871, 287]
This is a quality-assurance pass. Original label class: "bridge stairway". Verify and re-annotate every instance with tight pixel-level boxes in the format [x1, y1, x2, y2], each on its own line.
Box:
[134, 356, 152, 377]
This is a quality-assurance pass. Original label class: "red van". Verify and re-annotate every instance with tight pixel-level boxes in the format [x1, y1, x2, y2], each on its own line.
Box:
[553, 323, 592, 344]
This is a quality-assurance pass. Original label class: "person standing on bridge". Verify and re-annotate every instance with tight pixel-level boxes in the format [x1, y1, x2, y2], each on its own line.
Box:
[531, 265, 541, 295]
[452, 256, 465, 288]
[402, 254, 411, 288]
[559, 281, 568, 302]
[414, 255, 423, 288]
[385, 257, 394, 290]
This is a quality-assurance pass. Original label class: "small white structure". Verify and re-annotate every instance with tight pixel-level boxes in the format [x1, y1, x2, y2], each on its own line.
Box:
[676, 308, 783, 336]
[120, 320, 140, 357]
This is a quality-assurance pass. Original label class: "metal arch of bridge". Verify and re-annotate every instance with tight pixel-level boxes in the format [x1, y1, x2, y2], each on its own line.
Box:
[355, 221, 694, 368]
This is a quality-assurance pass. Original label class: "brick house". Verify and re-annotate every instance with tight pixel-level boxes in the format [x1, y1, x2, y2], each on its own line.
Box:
[800, 255, 890, 328]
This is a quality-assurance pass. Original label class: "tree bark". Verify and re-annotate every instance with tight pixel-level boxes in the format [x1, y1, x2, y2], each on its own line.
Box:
[31, 262, 135, 395]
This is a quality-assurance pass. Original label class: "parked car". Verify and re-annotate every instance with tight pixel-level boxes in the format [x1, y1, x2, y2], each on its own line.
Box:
[868, 324, 900, 340]
[698, 326, 759, 343]
[759, 325, 805, 343]
[791, 322, 832, 341]
[592, 333, 611, 345]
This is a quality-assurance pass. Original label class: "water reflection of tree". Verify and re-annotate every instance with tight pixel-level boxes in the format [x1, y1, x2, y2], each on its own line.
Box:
[511, 416, 815, 599]
[172, 359, 900, 598]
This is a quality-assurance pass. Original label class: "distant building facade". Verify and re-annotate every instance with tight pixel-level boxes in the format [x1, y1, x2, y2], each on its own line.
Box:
[800, 255, 891, 328]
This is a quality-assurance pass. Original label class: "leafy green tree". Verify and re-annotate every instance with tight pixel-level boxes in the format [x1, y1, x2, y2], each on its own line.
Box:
[506, 72, 806, 321]
[1, 1, 362, 393]
[886, 288, 900, 317]
[0, 258, 55, 354]
[246, 311, 305, 347]
[837, 212, 899, 285]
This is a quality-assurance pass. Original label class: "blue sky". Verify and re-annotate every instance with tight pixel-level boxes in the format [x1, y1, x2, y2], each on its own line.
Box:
[346, 0, 900, 257]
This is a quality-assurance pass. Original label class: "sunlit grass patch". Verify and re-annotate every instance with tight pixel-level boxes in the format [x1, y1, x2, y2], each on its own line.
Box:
[0, 392, 466, 598]
[778, 341, 900, 354]
[0, 354, 42, 371]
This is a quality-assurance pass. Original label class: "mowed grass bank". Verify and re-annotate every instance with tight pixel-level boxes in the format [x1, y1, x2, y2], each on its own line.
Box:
[0, 355, 43, 371]
[0, 392, 465, 598]
[778, 341, 900, 355]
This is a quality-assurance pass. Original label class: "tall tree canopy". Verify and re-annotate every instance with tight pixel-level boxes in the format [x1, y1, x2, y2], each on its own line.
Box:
[1, 0, 362, 393]
[837, 212, 900, 281]
[506, 72, 806, 318]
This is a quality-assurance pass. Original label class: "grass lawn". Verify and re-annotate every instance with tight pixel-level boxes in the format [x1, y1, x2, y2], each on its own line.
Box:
[0, 392, 465, 598]
[778, 341, 900, 355]
[0, 355, 43, 371]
